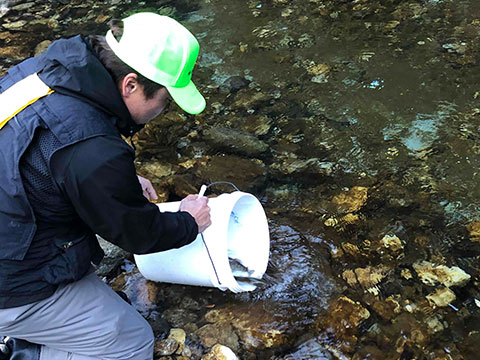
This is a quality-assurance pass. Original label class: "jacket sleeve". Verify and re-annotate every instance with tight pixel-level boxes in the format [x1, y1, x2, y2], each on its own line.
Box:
[50, 135, 198, 254]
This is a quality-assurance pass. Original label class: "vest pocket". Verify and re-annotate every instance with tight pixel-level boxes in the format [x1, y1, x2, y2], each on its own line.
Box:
[43, 236, 92, 285]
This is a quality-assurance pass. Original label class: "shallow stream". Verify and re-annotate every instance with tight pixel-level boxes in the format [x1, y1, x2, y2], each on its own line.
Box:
[2, 0, 480, 358]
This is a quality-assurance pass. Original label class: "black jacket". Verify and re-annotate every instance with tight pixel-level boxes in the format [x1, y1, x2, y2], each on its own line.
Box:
[0, 36, 198, 308]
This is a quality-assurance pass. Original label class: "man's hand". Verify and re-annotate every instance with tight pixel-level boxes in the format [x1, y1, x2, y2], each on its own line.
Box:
[137, 176, 158, 201]
[179, 195, 212, 233]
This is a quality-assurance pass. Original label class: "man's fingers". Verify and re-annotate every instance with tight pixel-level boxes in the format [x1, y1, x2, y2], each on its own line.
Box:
[146, 186, 158, 200]
[137, 175, 158, 201]
[184, 194, 198, 201]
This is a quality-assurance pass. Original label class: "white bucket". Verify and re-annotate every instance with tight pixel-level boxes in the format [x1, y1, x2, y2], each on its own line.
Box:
[134, 191, 270, 293]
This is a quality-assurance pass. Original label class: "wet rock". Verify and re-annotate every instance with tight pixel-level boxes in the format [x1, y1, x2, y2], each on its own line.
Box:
[323, 213, 361, 231]
[154, 338, 178, 357]
[270, 152, 334, 178]
[135, 111, 190, 158]
[342, 266, 390, 289]
[181, 345, 193, 358]
[162, 308, 199, 328]
[201, 304, 291, 351]
[34, 40, 51, 56]
[364, 312, 432, 357]
[0, 6, 7, 19]
[352, 345, 386, 360]
[307, 62, 329, 84]
[230, 90, 271, 111]
[180, 155, 267, 193]
[147, 312, 171, 338]
[282, 337, 334, 360]
[368, 234, 404, 261]
[183, 322, 198, 334]
[340, 242, 362, 260]
[371, 296, 401, 321]
[413, 261, 471, 288]
[315, 296, 370, 353]
[94, 236, 130, 278]
[154, 328, 186, 357]
[324, 217, 339, 228]
[378, 234, 403, 258]
[467, 221, 480, 243]
[425, 315, 446, 334]
[332, 186, 368, 213]
[179, 296, 202, 311]
[341, 213, 360, 225]
[10, 2, 35, 11]
[201, 344, 238, 360]
[0, 45, 29, 60]
[329, 244, 344, 259]
[426, 287, 456, 307]
[2, 20, 27, 30]
[194, 322, 239, 351]
[221, 76, 250, 93]
[231, 114, 272, 136]
[401, 269, 413, 280]
[457, 332, 480, 359]
[170, 328, 186, 355]
[202, 126, 269, 157]
[109, 267, 158, 314]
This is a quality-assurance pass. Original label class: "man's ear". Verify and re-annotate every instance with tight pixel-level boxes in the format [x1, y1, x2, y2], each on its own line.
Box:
[120, 73, 139, 98]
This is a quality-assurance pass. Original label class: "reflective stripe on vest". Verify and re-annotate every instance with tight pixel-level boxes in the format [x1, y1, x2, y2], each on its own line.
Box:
[0, 73, 54, 130]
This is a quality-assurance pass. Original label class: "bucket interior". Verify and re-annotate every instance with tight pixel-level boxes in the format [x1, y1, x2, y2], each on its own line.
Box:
[226, 195, 269, 290]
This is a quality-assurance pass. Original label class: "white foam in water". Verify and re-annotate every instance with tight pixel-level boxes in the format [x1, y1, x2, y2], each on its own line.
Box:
[0, 0, 8, 16]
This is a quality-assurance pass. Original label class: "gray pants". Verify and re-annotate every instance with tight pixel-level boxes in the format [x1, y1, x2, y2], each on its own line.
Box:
[0, 272, 154, 360]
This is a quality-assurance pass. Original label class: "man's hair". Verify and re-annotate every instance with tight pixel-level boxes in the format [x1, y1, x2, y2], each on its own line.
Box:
[87, 19, 163, 99]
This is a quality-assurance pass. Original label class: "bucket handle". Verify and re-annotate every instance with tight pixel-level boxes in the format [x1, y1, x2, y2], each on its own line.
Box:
[200, 181, 240, 196]
[197, 181, 239, 287]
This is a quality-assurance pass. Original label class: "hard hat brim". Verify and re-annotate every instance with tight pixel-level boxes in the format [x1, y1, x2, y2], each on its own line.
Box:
[166, 80, 206, 115]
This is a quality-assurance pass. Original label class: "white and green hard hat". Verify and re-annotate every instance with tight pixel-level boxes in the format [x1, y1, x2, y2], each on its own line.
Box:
[106, 12, 206, 114]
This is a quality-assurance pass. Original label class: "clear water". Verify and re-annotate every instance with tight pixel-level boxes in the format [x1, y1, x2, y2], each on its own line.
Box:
[3, 0, 480, 357]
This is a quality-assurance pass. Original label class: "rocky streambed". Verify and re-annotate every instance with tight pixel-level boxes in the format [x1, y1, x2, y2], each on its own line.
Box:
[3, 0, 480, 359]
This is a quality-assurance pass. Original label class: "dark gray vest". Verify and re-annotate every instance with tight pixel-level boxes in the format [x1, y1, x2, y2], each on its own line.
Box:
[0, 56, 121, 308]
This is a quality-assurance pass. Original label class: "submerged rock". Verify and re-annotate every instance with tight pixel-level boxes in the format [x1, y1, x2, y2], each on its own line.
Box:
[371, 234, 404, 261]
[201, 304, 291, 351]
[202, 126, 269, 157]
[221, 76, 250, 93]
[315, 296, 370, 353]
[371, 296, 401, 321]
[412, 261, 471, 288]
[0, 44, 30, 60]
[154, 328, 186, 357]
[34, 39, 51, 56]
[379, 235, 403, 257]
[270, 152, 334, 178]
[162, 307, 198, 329]
[466, 221, 480, 243]
[332, 186, 368, 213]
[342, 265, 390, 290]
[426, 287, 456, 308]
[282, 337, 335, 360]
[201, 344, 238, 360]
[179, 155, 267, 193]
[194, 322, 239, 351]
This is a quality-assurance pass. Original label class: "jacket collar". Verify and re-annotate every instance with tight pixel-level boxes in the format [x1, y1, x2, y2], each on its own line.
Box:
[36, 35, 142, 137]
